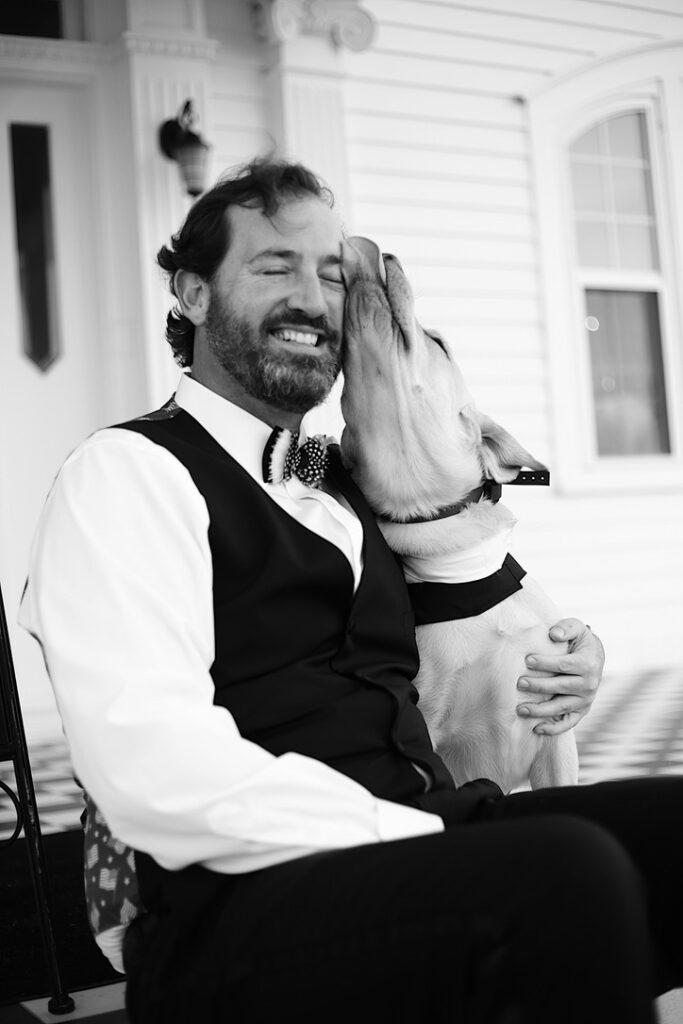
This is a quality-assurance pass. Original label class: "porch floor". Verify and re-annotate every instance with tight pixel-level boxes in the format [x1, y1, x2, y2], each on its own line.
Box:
[1, 665, 682, 1022]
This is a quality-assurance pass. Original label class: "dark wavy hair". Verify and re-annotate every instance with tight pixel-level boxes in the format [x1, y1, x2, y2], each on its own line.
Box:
[156, 157, 334, 366]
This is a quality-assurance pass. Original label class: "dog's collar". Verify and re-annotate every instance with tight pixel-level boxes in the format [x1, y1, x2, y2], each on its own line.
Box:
[408, 552, 527, 624]
[379, 470, 550, 525]
[382, 480, 500, 525]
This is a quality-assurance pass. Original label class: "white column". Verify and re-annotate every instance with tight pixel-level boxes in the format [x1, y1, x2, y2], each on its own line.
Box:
[253, 0, 376, 224]
[252, 0, 376, 438]
[120, 1, 218, 407]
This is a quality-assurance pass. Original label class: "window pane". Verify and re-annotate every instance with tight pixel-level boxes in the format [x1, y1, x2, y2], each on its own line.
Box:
[576, 219, 611, 266]
[570, 111, 659, 269]
[586, 290, 669, 456]
[617, 223, 658, 270]
[570, 161, 607, 213]
[10, 124, 60, 371]
[571, 124, 602, 157]
[606, 112, 645, 159]
[611, 165, 653, 217]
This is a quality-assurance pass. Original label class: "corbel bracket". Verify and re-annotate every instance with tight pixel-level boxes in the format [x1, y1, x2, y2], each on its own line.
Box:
[252, 0, 376, 52]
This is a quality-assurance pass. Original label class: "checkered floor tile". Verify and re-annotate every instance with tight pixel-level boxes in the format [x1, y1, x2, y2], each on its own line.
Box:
[1, 667, 683, 841]
[0, 740, 82, 841]
[575, 666, 683, 783]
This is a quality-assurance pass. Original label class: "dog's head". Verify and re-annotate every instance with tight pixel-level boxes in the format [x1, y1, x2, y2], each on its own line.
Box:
[340, 236, 545, 520]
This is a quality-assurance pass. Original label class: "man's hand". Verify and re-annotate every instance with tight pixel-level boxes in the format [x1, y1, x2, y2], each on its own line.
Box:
[516, 618, 605, 735]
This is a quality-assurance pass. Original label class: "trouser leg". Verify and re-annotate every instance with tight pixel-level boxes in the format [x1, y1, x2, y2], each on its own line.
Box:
[125, 813, 656, 1024]
[482, 775, 683, 996]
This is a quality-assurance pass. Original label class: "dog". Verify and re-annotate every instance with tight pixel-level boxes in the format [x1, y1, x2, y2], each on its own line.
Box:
[339, 236, 578, 793]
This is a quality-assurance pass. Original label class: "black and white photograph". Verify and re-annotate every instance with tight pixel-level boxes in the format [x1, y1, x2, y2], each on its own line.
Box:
[1, 1, 682, 1021]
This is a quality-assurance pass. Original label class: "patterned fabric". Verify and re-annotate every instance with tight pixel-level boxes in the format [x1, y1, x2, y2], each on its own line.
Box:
[82, 790, 143, 938]
[262, 427, 331, 486]
[136, 396, 180, 422]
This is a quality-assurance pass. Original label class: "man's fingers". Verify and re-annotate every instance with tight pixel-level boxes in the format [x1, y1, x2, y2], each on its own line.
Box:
[518, 617, 603, 737]
[517, 693, 583, 719]
[518, 672, 584, 696]
[523, 651, 587, 676]
[524, 630, 603, 680]
[516, 694, 584, 733]
[533, 712, 582, 736]
[548, 616, 587, 643]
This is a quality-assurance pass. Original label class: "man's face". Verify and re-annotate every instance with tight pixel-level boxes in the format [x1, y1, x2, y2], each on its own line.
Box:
[204, 196, 346, 414]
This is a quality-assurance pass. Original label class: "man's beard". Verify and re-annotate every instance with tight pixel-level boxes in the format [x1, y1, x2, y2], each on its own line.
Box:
[204, 289, 342, 414]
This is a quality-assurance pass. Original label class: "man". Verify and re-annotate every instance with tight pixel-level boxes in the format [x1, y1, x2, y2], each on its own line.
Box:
[20, 158, 682, 1023]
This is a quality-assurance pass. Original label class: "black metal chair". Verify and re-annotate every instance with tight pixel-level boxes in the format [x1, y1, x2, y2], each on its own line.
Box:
[0, 579, 74, 1014]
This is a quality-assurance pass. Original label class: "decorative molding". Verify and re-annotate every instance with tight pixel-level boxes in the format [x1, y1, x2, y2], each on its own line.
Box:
[526, 37, 683, 103]
[252, 0, 375, 52]
[0, 35, 106, 68]
[0, 33, 219, 72]
[122, 32, 219, 61]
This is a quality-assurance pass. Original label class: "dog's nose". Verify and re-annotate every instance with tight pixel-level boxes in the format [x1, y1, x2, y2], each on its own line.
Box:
[384, 253, 403, 273]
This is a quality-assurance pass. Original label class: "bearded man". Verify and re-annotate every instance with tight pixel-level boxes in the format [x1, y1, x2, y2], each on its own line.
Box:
[20, 158, 683, 1024]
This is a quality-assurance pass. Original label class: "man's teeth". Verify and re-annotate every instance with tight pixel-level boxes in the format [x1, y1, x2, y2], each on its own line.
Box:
[273, 329, 318, 346]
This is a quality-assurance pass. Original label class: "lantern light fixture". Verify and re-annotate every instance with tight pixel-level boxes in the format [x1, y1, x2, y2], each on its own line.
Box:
[159, 100, 210, 198]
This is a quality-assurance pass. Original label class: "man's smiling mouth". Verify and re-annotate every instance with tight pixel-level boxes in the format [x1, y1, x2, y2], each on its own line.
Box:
[271, 328, 320, 347]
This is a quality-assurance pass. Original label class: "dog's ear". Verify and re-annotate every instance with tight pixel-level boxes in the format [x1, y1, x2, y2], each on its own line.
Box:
[464, 409, 547, 483]
[459, 405, 483, 446]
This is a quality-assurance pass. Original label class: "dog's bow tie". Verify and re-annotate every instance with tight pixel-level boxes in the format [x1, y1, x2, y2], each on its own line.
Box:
[262, 427, 331, 487]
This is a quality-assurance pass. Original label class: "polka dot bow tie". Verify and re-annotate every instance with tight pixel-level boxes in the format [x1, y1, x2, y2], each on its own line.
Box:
[262, 427, 331, 487]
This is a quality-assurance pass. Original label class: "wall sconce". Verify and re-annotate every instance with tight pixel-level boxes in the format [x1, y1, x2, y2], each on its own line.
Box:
[159, 100, 210, 198]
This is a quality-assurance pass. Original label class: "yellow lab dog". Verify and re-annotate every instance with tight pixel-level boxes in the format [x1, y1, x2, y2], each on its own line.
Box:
[340, 237, 578, 793]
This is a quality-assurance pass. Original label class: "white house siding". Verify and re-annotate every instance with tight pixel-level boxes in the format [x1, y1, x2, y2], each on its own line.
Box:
[337, 0, 683, 671]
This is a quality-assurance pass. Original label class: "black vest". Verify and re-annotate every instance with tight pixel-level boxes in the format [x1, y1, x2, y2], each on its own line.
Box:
[119, 404, 455, 805]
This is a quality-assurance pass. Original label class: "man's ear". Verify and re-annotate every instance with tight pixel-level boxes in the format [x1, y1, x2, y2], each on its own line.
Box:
[174, 270, 210, 326]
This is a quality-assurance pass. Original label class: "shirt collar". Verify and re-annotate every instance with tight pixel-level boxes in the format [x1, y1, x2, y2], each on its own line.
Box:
[174, 373, 293, 483]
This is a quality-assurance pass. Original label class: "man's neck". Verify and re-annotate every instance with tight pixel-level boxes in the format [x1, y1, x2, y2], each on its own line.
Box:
[189, 365, 303, 433]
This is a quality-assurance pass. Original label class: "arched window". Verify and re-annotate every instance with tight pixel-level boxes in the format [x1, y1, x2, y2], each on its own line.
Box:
[568, 111, 669, 458]
[529, 52, 683, 494]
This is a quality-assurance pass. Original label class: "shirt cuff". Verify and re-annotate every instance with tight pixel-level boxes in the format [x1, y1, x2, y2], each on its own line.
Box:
[95, 925, 127, 974]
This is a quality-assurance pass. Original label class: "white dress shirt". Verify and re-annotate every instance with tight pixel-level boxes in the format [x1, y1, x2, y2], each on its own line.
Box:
[19, 374, 444, 883]
[178, 375, 366, 590]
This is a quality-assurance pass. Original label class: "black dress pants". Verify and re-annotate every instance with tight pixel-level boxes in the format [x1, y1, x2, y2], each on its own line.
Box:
[124, 776, 682, 1024]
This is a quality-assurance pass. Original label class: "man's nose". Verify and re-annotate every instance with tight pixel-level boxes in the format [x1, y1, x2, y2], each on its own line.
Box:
[288, 271, 327, 318]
